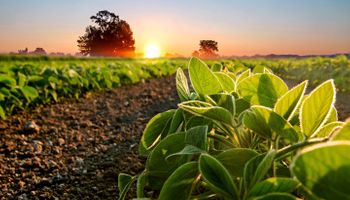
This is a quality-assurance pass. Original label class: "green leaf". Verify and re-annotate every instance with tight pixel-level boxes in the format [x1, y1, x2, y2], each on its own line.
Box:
[176, 68, 190, 102]
[208, 93, 235, 114]
[168, 109, 184, 134]
[0, 75, 16, 87]
[325, 106, 338, 124]
[0, 87, 11, 96]
[179, 100, 234, 126]
[146, 133, 188, 189]
[139, 110, 175, 156]
[274, 81, 307, 120]
[185, 116, 212, 130]
[199, 154, 239, 199]
[236, 98, 251, 115]
[211, 63, 223, 72]
[263, 68, 273, 74]
[49, 90, 58, 102]
[0, 93, 4, 101]
[28, 75, 46, 87]
[332, 119, 350, 141]
[252, 65, 265, 73]
[236, 69, 251, 84]
[188, 57, 222, 96]
[166, 145, 206, 161]
[291, 141, 350, 200]
[227, 72, 237, 81]
[137, 171, 148, 198]
[118, 173, 135, 200]
[17, 73, 27, 88]
[247, 177, 300, 198]
[313, 121, 344, 138]
[237, 73, 288, 108]
[243, 106, 298, 142]
[185, 125, 208, 150]
[214, 72, 235, 93]
[159, 162, 198, 200]
[300, 80, 336, 137]
[244, 150, 276, 190]
[0, 105, 5, 120]
[20, 86, 39, 101]
[253, 193, 298, 200]
[215, 148, 258, 178]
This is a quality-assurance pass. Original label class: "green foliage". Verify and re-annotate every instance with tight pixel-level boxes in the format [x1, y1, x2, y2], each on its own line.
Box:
[247, 177, 299, 198]
[118, 57, 350, 200]
[139, 109, 175, 156]
[0, 56, 186, 119]
[243, 106, 298, 142]
[237, 73, 288, 107]
[5, 56, 348, 199]
[199, 154, 239, 199]
[158, 162, 198, 200]
[188, 57, 222, 96]
[300, 80, 335, 137]
[175, 68, 190, 102]
[274, 81, 307, 120]
[291, 142, 350, 199]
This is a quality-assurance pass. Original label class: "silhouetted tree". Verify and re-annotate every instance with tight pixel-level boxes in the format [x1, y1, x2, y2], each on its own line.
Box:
[31, 48, 47, 55]
[198, 40, 219, 58]
[77, 10, 135, 57]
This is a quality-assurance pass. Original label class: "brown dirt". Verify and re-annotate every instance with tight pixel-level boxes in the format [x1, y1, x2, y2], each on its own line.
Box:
[0, 75, 178, 200]
[0, 75, 349, 200]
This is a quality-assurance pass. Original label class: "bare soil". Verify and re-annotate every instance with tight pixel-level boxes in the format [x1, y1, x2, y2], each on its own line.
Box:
[0, 76, 349, 200]
[0, 76, 178, 200]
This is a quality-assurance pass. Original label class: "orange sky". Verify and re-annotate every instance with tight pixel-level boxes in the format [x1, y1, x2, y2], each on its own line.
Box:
[1, 0, 350, 56]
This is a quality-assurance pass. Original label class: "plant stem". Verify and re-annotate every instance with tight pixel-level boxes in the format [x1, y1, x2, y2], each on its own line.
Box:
[208, 134, 235, 148]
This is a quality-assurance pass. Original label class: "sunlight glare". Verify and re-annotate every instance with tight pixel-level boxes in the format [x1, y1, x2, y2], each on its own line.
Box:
[145, 44, 160, 58]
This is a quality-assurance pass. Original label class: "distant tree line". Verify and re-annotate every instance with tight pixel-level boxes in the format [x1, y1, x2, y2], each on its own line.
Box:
[16, 47, 47, 55]
[12, 47, 81, 57]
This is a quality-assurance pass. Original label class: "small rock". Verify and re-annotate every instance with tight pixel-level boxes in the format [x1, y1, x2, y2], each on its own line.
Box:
[58, 138, 65, 146]
[18, 180, 25, 188]
[124, 101, 130, 106]
[23, 121, 40, 133]
[33, 157, 41, 168]
[33, 140, 43, 154]
[49, 160, 58, 169]
[52, 146, 60, 154]
[76, 157, 84, 167]
[53, 172, 63, 182]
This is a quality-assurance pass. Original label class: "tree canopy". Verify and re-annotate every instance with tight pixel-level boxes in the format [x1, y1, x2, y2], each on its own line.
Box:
[192, 40, 219, 58]
[77, 10, 135, 57]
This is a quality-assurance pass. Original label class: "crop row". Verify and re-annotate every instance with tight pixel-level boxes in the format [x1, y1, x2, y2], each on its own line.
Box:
[0, 56, 187, 119]
[228, 55, 350, 92]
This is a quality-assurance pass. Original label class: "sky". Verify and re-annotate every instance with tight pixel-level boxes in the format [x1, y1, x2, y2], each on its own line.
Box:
[0, 0, 350, 56]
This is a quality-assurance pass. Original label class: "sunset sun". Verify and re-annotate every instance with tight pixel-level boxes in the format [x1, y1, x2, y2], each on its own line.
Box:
[145, 44, 160, 58]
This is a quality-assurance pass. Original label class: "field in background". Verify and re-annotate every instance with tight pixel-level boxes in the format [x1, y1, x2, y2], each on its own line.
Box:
[0, 54, 349, 119]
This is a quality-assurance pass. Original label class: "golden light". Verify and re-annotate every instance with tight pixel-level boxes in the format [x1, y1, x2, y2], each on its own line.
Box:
[145, 44, 160, 58]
